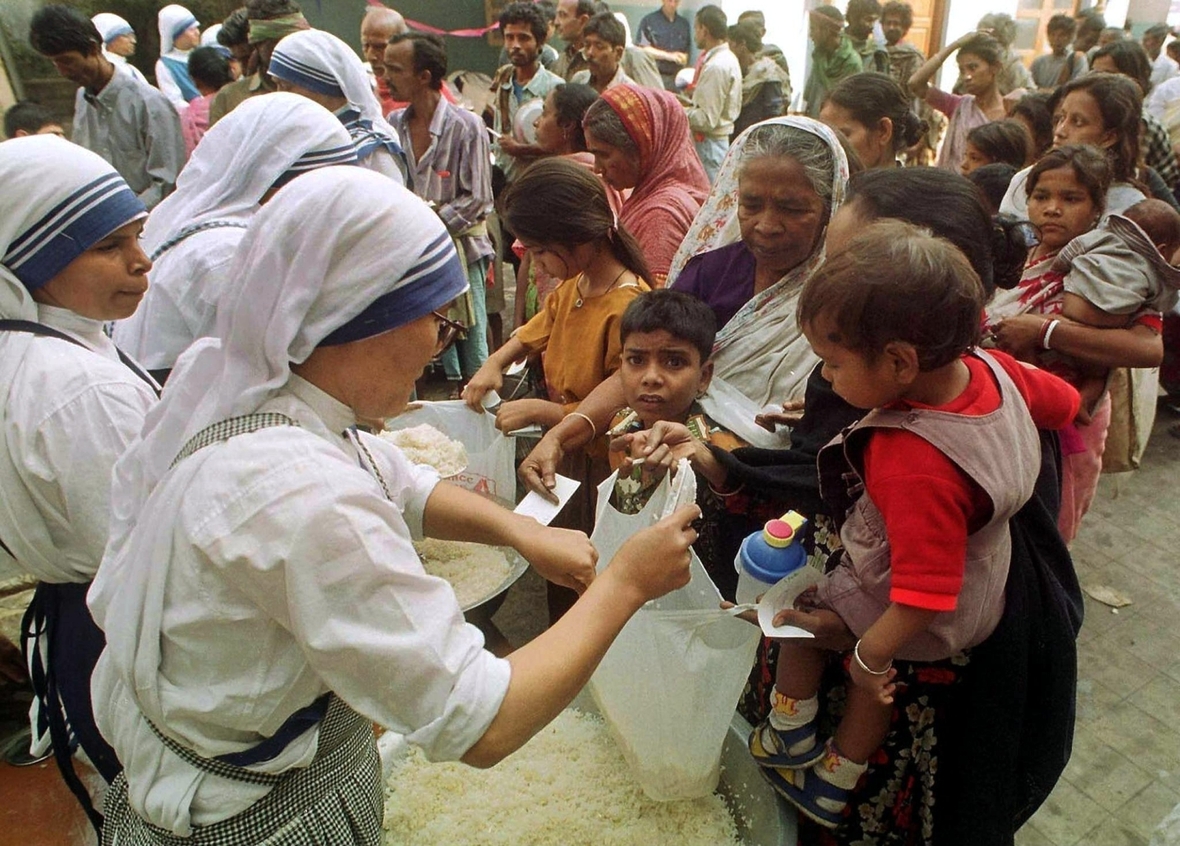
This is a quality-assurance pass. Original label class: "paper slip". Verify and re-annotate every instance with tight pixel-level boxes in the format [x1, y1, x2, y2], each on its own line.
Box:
[513, 474, 581, 525]
[756, 568, 823, 638]
[507, 424, 544, 438]
[505, 359, 528, 376]
[480, 390, 501, 410]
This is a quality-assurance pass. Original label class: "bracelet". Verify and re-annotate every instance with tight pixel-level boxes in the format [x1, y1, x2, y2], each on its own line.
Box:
[566, 411, 597, 440]
[707, 480, 745, 498]
[1040, 318, 1061, 351]
[852, 640, 892, 676]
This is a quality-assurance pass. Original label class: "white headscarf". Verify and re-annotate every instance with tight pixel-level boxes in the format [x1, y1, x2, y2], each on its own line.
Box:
[139, 93, 357, 258]
[665, 117, 850, 445]
[157, 4, 198, 56]
[200, 24, 221, 48]
[268, 29, 403, 157]
[92, 12, 134, 45]
[0, 136, 146, 572]
[101, 168, 467, 575]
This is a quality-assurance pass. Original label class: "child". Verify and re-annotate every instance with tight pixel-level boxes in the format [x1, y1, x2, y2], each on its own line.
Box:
[749, 220, 1079, 828]
[959, 119, 1031, 176]
[605, 290, 751, 597]
[463, 158, 650, 439]
[3, 101, 65, 140]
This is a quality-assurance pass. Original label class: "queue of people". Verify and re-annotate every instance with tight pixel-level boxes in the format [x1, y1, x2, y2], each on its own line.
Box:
[3, 2, 1180, 845]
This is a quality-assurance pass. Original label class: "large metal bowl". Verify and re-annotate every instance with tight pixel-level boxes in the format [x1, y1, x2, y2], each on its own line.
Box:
[459, 546, 530, 625]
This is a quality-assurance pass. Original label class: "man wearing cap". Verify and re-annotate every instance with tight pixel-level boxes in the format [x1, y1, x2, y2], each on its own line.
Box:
[1144, 23, 1179, 89]
[209, 0, 310, 126]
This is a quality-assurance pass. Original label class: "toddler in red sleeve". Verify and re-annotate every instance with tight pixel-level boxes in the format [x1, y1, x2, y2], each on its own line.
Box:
[748, 220, 1080, 828]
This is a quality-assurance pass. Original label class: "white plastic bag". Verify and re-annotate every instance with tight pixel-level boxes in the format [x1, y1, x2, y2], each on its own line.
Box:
[587, 461, 761, 801]
[386, 401, 516, 501]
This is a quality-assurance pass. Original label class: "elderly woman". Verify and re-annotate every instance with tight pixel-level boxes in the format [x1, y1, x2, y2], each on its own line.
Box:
[114, 93, 358, 383]
[89, 167, 698, 843]
[267, 29, 407, 185]
[582, 83, 710, 285]
[519, 118, 849, 495]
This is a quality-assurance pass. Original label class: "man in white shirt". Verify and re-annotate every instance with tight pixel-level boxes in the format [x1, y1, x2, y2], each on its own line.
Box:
[572, 13, 634, 93]
[1143, 23, 1179, 89]
[686, 5, 741, 183]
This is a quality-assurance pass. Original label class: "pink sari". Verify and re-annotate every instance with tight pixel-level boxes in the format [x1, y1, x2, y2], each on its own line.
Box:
[598, 84, 710, 283]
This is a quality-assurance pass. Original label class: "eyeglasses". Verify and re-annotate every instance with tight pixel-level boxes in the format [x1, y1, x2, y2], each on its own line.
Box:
[432, 310, 466, 355]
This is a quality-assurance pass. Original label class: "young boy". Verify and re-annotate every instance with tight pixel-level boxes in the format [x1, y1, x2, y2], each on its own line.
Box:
[608, 290, 750, 596]
[1031, 14, 1087, 90]
[749, 220, 1079, 827]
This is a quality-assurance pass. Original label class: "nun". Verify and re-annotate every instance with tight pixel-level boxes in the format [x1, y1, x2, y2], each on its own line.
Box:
[89, 167, 698, 843]
[268, 29, 409, 185]
[0, 136, 159, 829]
[155, 3, 202, 111]
[91, 11, 149, 85]
[113, 93, 359, 383]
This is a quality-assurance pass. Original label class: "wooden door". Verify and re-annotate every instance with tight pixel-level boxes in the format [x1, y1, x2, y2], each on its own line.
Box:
[905, 0, 948, 57]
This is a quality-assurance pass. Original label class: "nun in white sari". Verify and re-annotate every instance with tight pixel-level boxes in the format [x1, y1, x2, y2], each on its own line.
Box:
[155, 4, 201, 112]
[268, 29, 408, 185]
[0, 136, 158, 827]
[90, 167, 696, 843]
[92, 12, 149, 85]
[666, 117, 849, 447]
[113, 93, 358, 381]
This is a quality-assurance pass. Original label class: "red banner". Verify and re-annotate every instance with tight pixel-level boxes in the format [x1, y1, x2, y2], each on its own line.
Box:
[365, 0, 500, 37]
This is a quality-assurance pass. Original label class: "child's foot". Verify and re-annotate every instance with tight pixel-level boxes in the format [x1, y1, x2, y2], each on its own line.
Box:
[748, 718, 824, 769]
[762, 740, 865, 829]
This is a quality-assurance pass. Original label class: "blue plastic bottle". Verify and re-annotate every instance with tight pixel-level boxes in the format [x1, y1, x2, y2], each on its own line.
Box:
[734, 512, 809, 604]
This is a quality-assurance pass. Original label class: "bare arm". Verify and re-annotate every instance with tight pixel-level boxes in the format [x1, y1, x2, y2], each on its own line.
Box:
[909, 32, 974, 99]
[851, 603, 939, 704]
[461, 504, 700, 766]
[463, 336, 529, 410]
[993, 313, 1163, 368]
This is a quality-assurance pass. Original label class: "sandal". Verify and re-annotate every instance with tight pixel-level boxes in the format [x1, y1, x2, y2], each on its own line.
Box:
[748, 719, 825, 769]
[761, 764, 850, 830]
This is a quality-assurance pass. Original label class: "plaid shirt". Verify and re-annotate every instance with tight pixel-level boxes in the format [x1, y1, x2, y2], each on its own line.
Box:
[1142, 110, 1180, 191]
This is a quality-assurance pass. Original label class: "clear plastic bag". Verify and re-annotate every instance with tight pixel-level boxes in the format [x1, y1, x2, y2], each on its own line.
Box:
[587, 462, 761, 800]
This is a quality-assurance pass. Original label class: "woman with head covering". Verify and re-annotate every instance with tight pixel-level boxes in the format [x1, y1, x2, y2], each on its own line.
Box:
[269, 29, 408, 185]
[156, 4, 202, 112]
[114, 93, 358, 382]
[90, 166, 698, 843]
[0, 136, 159, 829]
[91, 11, 148, 85]
[581, 83, 710, 285]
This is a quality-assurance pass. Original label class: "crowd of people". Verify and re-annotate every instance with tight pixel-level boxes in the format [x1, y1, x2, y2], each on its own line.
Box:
[3, 1, 1180, 844]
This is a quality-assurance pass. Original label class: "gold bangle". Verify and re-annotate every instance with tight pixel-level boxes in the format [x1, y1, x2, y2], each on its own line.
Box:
[566, 411, 597, 440]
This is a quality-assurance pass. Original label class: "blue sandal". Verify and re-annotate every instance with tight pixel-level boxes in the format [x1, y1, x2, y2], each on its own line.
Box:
[761, 764, 850, 829]
[748, 720, 825, 769]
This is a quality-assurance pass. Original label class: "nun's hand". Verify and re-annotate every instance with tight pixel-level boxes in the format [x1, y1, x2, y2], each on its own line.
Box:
[515, 526, 598, 593]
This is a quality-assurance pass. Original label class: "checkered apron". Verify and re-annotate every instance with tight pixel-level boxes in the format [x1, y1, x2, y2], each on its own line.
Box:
[101, 414, 385, 845]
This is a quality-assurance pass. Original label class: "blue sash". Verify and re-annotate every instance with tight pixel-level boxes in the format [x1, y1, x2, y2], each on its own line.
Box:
[160, 54, 200, 103]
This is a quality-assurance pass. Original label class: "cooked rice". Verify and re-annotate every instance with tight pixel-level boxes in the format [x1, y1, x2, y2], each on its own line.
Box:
[380, 424, 467, 477]
[413, 538, 514, 608]
[383, 709, 741, 846]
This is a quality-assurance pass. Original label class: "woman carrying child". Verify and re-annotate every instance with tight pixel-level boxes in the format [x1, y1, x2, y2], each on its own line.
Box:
[749, 220, 1079, 831]
[988, 145, 1168, 541]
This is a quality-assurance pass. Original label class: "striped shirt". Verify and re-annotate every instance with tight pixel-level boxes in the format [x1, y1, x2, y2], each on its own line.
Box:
[391, 98, 494, 264]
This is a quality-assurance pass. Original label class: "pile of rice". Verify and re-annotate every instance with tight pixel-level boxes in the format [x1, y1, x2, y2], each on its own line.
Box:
[383, 709, 741, 846]
[413, 538, 514, 609]
[381, 424, 467, 477]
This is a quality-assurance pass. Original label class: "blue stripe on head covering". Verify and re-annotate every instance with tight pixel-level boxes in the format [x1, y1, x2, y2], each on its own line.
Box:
[270, 143, 358, 192]
[3, 173, 146, 291]
[268, 51, 345, 98]
[318, 231, 469, 347]
[104, 23, 134, 44]
[172, 14, 198, 41]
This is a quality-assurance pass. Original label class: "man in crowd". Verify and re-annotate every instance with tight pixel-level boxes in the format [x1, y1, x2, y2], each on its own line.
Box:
[737, 10, 789, 75]
[637, 0, 691, 91]
[361, 4, 408, 115]
[386, 31, 494, 389]
[846, 0, 888, 73]
[490, 2, 564, 181]
[803, 6, 862, 118]
[1031, 14, 1088, 90]
[976, 12, 1033, 93]
[552, 0, 592, 80]
[215, 8, 253, 81]
[3, 102, 65, 139]
[880, 0, 939, 165]
[210, 0, 310, 125]
[727, 21, 788, 137]
[1074, 8, 1105, 57]
[573, 13, 634, 92]
[686, 5, 740, 183]
[1143, 23, 1179, 89]
[29, 4, 184, 209]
